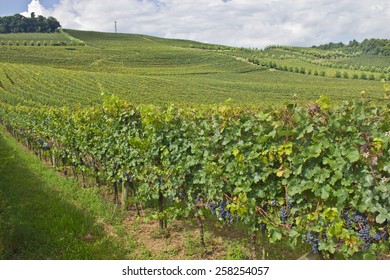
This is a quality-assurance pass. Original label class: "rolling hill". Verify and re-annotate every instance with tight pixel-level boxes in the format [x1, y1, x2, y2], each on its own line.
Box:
[0, 29, 388, 107]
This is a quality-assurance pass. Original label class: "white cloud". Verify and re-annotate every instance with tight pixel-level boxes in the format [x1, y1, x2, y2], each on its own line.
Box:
[40, 0, 390, 48]
[21, 0, 49, 17]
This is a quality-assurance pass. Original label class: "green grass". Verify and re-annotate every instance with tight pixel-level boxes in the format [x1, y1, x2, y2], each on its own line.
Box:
[0, 127, 136, 259]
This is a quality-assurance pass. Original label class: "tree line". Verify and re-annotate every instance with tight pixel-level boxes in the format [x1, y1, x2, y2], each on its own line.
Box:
[0, 13, 61, 33]
[313, 38, 390, 56]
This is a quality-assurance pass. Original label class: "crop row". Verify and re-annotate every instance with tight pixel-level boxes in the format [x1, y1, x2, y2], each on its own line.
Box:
[0, 96, 389, 259]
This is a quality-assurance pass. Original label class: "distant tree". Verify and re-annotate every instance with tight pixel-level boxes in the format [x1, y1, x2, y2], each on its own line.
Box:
[312, 38, 390, 56]
[348, 39, 359, 47]
[0, 14, 61, 33]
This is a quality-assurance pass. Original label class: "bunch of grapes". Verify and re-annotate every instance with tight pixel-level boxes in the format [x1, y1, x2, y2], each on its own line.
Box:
[217, 200, 229, 219]
[341, 209, 389, 251]
[270, 199, 292, 225]
[305, 232, 320, 254]
[372, 231, 389, 242]
[208, 199, 238, 225]
[357, 225, 371, 250]
[209, 202, 217, 215]
[279, 206, 288, 224]
[351, 212, 367, 226]
[341, 209, 353, 229]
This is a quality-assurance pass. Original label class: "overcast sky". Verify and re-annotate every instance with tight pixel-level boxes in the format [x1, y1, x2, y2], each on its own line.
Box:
[1, 0, 390, 48]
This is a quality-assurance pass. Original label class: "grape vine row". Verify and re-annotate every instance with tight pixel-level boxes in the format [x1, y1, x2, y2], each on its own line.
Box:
[0, 95, 389, 259]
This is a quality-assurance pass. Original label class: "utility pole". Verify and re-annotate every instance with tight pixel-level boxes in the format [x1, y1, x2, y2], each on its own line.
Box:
[115, 21, 117, 33]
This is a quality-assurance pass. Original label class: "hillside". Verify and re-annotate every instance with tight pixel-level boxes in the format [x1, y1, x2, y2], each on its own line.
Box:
[0, 29, 387, 107]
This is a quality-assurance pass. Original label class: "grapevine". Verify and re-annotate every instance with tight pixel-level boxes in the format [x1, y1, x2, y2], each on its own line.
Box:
[0, 95, 389, 259]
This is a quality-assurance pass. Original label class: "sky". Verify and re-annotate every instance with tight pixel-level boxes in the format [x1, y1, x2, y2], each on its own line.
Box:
[1, 0, 389, 48]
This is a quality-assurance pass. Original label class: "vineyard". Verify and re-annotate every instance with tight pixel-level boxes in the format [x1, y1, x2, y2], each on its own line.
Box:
[0, 94, 389, 259]
[0, 29, 387, 107]
[0, 30, 389, 259]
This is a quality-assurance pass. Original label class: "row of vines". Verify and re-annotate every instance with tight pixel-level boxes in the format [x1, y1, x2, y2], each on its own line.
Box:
[0, 96, 389, 259]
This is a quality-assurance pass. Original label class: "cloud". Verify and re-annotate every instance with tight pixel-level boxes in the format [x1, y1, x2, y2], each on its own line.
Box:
[21, 0, 49, 17]
[44, 0, 390, 48]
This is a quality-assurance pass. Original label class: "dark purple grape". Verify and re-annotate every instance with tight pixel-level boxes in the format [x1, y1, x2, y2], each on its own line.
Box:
[280, 206, 288, 224]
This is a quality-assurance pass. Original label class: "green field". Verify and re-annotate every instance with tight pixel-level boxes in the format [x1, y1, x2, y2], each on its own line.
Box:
[0, 29, 387, 108]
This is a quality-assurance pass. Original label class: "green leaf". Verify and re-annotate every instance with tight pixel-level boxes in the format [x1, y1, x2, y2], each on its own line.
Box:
[365, 175, 374, 186]
[253, 173, 261, 183]
[321, 187, 330, 200]
[346, 149, 359, 163]
[269, 230, 282, 243]
[363, 252, 376, 260]
[376, 213, 388, 224]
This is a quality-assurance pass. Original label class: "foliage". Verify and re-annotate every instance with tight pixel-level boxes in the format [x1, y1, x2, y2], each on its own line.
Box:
[0, 96, 388, 259]
[313, 38, 390, 56]
[0, 13, 61, 34]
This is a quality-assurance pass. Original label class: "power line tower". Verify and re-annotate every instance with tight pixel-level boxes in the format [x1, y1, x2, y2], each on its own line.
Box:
[115, 21, 117, 33]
